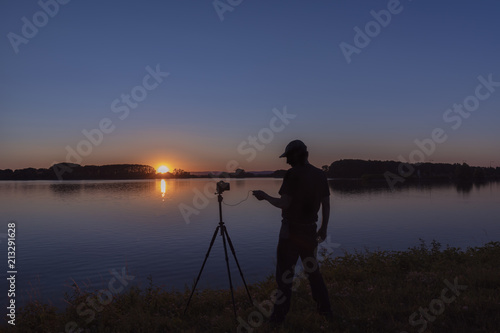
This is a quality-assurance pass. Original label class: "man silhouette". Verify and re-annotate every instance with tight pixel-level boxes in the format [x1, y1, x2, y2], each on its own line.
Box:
[253, 140, 333, 324]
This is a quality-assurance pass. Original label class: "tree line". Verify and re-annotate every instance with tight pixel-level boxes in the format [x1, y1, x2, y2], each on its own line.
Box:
[0, 163, 157, 180]
[322, 159, 500, 182]
[1, 160, 499, 181]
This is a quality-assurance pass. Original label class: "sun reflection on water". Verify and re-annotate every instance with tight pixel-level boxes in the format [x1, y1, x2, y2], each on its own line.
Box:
[161, 179, 166, 199]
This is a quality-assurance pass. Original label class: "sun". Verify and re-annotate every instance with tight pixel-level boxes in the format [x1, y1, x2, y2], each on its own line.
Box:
[157, 165, 169, 173]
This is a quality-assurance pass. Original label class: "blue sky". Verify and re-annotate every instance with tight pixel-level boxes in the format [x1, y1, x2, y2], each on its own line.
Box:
[1, 0, 499, 171]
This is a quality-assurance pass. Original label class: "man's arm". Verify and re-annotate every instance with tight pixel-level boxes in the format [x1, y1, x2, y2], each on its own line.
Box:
[252, 190, 291, 210]
[317, 195, 330, 241]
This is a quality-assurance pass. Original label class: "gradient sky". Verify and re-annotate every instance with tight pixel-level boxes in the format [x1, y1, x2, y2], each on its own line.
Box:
[1, 0, 499, 172]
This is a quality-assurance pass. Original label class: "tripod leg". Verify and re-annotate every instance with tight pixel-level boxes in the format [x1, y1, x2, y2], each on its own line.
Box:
[224, 227, 253, 304]
[184, 225, 220, 315]
[221, 225, 237, 318]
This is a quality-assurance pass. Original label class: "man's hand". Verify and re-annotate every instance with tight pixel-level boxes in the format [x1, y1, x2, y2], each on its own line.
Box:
[253, 191, 291, 209]
[252, 190, 267, 201]
[317, 226, 327, 243]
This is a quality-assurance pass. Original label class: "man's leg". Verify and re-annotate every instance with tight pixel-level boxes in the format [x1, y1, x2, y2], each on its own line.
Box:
[271, 237, 299, 323]
[299, 237, 332, 315]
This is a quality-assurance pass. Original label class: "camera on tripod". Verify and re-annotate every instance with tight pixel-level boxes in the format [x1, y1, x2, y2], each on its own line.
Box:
[216, 180, 230, 194]
[185, 178, 253, 318]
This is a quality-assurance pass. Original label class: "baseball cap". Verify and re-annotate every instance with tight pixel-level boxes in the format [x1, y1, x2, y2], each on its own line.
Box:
[279, 140, 307, 158]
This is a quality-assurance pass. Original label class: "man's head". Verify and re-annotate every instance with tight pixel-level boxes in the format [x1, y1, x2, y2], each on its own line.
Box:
[279, 140, 309, 166]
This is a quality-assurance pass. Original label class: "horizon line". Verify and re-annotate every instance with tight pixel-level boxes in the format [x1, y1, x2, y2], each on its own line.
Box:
[2, 158, 497, 173]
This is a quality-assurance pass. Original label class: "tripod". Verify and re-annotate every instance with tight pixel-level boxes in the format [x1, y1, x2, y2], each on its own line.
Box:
[184, 192, 253, 318]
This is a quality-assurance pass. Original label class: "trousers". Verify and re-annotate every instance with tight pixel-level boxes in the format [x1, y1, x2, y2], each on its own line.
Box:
[271, 221, 332, 321]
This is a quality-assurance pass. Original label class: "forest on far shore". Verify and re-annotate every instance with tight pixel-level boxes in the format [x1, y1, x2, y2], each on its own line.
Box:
[0, 159, 499, 182]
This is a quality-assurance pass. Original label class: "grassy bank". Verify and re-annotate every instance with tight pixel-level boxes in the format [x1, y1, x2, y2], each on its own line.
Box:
[3, 241, 500, 333]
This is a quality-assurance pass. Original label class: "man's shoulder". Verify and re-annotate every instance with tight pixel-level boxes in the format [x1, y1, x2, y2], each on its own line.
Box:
[305, 163, 326, 177]
[307, 163, 323, 172]
[287, 164, 326, 180]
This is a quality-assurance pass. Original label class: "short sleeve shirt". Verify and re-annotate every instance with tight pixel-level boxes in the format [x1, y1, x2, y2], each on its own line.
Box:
[278, 163, 330, 224]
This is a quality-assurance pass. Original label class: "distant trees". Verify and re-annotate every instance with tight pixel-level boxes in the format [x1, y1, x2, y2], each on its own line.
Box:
[205, 168, 254, 179]
[171, 169, 191, 178]
[231, 168, 253, 178]
[473, 168, 485, 181]
[455, 163, 473, 182]
[0, 169, 13, 180]
[1, 160, 499, 181]
[325, 159, 498, 182]
[326, 159, 400, 179]
[0, 164, 157, 180]
[60, 164, 157, 180]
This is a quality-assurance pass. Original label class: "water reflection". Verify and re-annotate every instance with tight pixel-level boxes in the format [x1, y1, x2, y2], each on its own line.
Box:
[161, 179, 166, 199]
[473, 180, 489, 190]
[456, 181, 473, 194]
[49, 183, 83, 195]
[49, 181, 155, 196]
[40, 178, 500, 201]
[328, 180, 390, 195]
[327, 179, 498, 196]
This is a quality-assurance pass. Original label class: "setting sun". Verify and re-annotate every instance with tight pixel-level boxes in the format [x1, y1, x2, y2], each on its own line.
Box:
[157, 165, 170, 173]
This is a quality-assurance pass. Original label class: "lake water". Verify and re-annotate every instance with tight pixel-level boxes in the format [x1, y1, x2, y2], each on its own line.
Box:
[1, 178, 499, 308]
